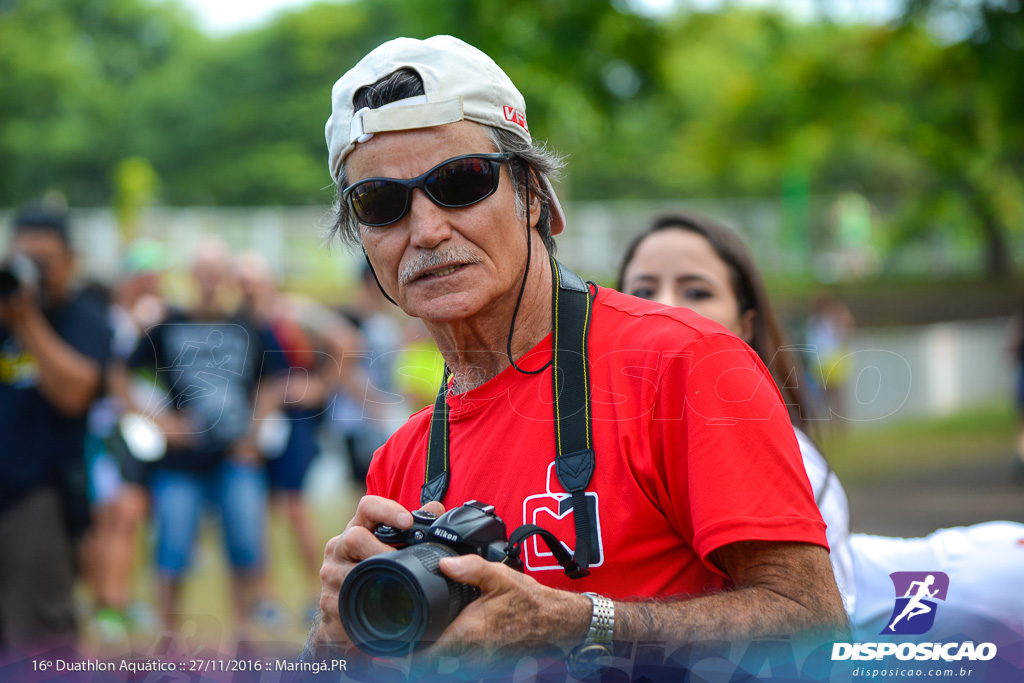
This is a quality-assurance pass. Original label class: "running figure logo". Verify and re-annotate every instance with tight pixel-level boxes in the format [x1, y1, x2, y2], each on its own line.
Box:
[884, 571, 950, 635]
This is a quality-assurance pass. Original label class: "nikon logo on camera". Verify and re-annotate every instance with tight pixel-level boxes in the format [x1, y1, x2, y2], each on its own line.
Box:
[431, 528, 460, 543]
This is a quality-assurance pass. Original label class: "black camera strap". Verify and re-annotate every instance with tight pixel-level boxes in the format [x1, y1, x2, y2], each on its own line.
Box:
[421, 361, 452, 505]
[421, 257, 596, 579]
[503, 523, 580, 574]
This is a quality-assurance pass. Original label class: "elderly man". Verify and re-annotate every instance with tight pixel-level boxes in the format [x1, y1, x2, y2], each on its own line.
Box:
[310, 35, 847, 671]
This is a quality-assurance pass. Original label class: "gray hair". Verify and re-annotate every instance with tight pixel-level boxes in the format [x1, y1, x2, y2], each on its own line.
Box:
[327, 69, 564, 255]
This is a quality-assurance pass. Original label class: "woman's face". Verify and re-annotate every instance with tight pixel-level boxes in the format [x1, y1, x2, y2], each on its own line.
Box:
[621, 227, 755, 343]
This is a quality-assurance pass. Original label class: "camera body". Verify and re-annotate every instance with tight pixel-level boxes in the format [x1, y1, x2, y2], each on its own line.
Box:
[340, 500, 516, 656]
[375, 500, 511, 560]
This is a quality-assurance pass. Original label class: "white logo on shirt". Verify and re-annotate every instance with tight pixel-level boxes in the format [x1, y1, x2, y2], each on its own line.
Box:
[522, 462, 604, 571]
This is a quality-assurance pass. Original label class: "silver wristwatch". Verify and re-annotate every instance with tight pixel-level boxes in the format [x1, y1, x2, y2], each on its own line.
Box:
[567, 592, 615, 680]
[582, 592, 614, 645]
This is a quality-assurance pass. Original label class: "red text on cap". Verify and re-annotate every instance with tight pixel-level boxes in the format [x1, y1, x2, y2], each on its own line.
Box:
[503, 106, 528, 132]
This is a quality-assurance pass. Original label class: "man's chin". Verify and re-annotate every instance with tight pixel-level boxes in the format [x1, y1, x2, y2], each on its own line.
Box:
[404, 293, 486, 326]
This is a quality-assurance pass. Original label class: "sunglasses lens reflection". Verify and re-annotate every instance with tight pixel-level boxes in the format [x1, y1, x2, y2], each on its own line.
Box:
[350, 157, 501, 227]
[351, 180, 408, 226]
[426, 157, 496, 208]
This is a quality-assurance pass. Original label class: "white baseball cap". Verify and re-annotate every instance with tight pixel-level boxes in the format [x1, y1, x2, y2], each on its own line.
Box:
[325, 35, 565, 234]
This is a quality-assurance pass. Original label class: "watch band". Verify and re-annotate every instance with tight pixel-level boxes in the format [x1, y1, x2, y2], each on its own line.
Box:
[568, 593, 615, 680]
[583, 592, 615, 645]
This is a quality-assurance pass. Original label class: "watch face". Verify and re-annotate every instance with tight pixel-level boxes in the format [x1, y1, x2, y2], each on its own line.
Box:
[568, 643, 613, 680]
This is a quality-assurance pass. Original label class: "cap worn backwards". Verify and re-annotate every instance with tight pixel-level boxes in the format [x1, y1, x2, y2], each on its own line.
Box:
[325, 35, 532, 182]
[325, 35, 565, 236]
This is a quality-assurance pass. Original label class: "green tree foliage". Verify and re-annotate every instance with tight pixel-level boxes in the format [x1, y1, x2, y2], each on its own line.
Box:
[128, 2, 402, 205]
[890, 0, 1024, 275]
[0, 0, 193, 203]
[1, 0, 1021, 275]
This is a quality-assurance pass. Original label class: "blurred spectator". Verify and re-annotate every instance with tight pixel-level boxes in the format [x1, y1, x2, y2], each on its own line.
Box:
[80, 241, 168, 642]
[109, 237, 280, 641]
[235, 251, 362, 620]
[330, 266, 406, 485]
[806, 295, 855, 423]
[0, 204, 111, 654]
[111, 239, 168, 351]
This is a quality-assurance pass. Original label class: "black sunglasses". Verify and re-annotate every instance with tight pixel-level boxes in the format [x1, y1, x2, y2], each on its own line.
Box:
[343, 152, 516, 227]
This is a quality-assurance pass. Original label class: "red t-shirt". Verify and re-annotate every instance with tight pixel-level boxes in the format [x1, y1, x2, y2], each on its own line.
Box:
[367, 287, 827, 600]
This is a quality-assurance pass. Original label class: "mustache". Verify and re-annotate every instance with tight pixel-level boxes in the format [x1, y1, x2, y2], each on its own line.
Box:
[398, 246, 482, 285]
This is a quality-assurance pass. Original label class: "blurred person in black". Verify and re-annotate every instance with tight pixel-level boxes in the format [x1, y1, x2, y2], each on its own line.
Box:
[0, 204, 111, 654]
[110, 237, 283, 641]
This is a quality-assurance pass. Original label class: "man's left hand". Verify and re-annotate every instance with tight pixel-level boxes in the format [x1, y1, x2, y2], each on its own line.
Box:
[423, 555, 591, 662]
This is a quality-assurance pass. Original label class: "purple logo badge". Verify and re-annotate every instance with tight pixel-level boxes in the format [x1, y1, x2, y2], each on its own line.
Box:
[883, 572, 950, 635]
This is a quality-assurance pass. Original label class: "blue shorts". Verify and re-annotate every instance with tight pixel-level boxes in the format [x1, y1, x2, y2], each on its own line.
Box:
[151, 460, 267, 577]
[266, 409, 320, 492]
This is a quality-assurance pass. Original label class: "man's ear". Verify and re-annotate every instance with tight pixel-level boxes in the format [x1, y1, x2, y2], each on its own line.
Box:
[525, 168, 542, 230]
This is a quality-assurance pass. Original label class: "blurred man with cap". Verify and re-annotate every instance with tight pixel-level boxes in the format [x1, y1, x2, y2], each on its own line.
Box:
[0, 205, 111, 654]
[311, 35, 847, 669]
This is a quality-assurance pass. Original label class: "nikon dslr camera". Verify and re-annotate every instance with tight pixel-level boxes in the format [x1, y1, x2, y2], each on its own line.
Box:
[339, 500, 515, 656]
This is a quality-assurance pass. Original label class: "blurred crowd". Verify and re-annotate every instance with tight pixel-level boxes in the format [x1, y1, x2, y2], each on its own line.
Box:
[0, 203, 443, 656]
[3, 200, 1023, 659]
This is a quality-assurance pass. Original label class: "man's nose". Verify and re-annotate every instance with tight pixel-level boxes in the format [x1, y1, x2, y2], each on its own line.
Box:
[406, 189, 453, 249]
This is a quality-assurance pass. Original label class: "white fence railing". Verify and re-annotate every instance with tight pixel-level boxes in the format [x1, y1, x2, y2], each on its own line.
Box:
[826, 318, 1015, 426]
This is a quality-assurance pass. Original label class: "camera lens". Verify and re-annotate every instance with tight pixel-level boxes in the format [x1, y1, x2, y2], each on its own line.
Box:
[355, 573, 415, 639]
[340, 543, 480, 656]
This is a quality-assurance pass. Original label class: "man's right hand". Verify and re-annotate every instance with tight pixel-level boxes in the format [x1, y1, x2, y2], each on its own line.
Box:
[315, 495, 446, 648]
